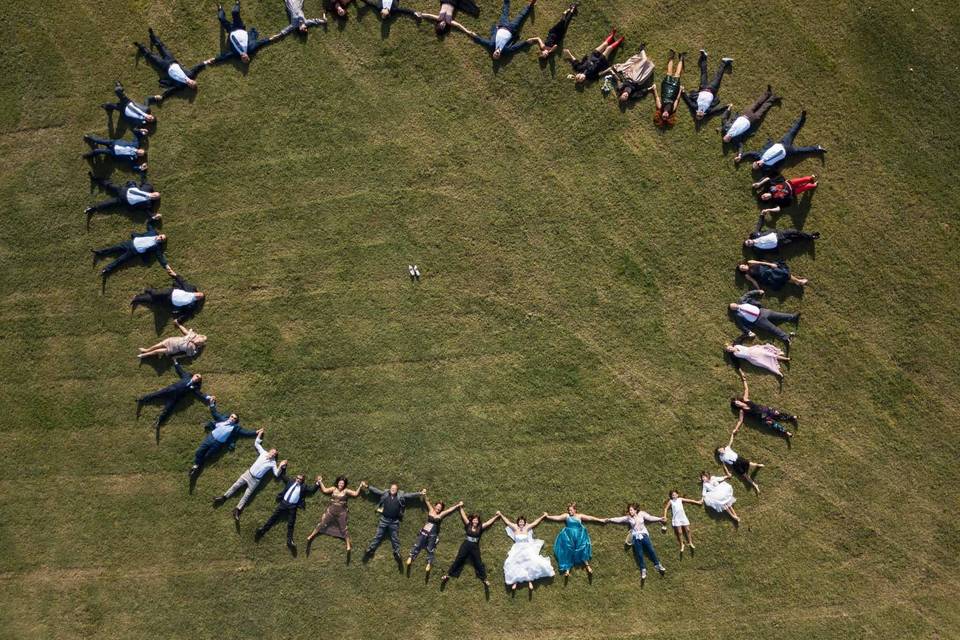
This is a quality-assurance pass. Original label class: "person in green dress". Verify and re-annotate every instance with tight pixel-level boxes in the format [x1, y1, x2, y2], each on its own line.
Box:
[652, 49, 686, 127]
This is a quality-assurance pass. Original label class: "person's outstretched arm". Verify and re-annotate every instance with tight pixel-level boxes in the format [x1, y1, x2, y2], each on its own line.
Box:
[737, 149, 761, 162]
[681, 497, 703, 505]
[400, 488, 427, 501]
[345, 481, 366, 497]
[662, 500, 670, 521]
[458, 505, 469, 525]
[652, 84, 661, 110]
[173, 359, 187, 379]
[317, 476, 333, 494]
[706, 102, 727, 117]
[752, 176, 771, 189]
[528, 513, 547, 529]
[681, 90, 696, 112]
[543, 513, 566, 522]
[499, 511, 516, 530]
[727, 429, 737, 448]
[671, 90, 683, 113]
[578, 513, 605, 523]
[743, 272, 760, 290]
[740, 289, 764, 303]
[438, 501, 463, 519]
[605, 515, 629, 526]
[481, 512, 502, 530]
[366, 484, 384, 498]
[208, 398, 228, 422]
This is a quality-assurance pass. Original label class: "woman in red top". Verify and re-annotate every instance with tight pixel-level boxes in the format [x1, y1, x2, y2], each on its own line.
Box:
[753, 174, 818, 207]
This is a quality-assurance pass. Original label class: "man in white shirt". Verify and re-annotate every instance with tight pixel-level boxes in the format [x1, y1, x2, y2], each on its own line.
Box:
[735, 110, 826, 172]
[720, 85, 781, 150]
[83, 129, 149, 172]
[205, 2, 280, 66]
[130, 265, 206, 321]
[91, 221, 167, 278]
[745, 212, 820, 253]
[85, 173, 161, 220]
[255, 473, 321, 552]
[729, 289, 799, 345]
[681, 49, 732, 121]
[213, 434, 288, 521]
[134, 28, 206, 102]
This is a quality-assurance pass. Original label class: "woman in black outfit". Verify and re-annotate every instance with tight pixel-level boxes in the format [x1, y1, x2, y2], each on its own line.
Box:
[440, 507, 501, 587]
[530, 3, 578, 59]
[563, 29, 624, 85]
[731, 378, 797, 439]
[737, 259, 808, 291]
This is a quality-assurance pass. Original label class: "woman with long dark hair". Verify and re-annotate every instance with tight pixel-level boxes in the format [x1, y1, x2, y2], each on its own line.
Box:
[406, 495, 463, 574]
[305, 475, 366, 555]
[440, 507, 501, 587]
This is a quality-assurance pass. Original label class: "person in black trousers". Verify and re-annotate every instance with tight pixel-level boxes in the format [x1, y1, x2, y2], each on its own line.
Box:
[205, 2, 280, 66]
[190, 397, 259, 478]
[363, 482, 426, 562]
[137, 360, 210, 439]
[130, 265, 205, 321]
[728, 290, 799, 345]
[682, 49, 732, 121]
[83, 128, 149, 173]
[101, 81, 157, 124]
[735, 110, 826, 172]
[529, 3, 577, 59]
[745, 211, 820, 252]
[255, 473, 322, 552]
[134, 28, 206, 102]
[440, 507, 502, 588]
[91, 221, 168, 278]
[85, 173, 161, 220]
[720, 85, 781, 149]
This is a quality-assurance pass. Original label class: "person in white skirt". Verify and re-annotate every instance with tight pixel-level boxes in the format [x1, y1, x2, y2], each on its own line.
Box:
[499, 512, 555, 592]
[699, 471, 740, 526]
[725, 341, 789, 379]
[661, 490, 702, 555]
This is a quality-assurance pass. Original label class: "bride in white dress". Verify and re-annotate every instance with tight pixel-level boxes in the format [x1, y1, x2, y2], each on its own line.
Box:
[700, 471, 741, 526]
[498, 512, 556, 591]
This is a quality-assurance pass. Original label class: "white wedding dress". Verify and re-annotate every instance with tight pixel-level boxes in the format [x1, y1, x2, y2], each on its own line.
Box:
[503, 527, 556, 585]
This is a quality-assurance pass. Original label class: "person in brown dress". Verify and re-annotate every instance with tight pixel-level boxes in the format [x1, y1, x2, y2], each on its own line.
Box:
[305, 475, 366, 555]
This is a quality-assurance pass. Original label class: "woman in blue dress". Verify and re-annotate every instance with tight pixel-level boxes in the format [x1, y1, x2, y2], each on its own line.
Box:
[545, 503, 604, 577]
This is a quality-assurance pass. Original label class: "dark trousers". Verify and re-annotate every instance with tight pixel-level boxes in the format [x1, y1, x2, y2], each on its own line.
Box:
[132, 287, 173, 307]
[447, 541, 486, 580]
[93, 240, 137, 274]
[776, 229, 817, 245]
[408, 529, 439, 563]
[139, 383, 188, 425]
[136, 42, 176, 73]
[631, 534, 661, 571]
[544, 9, 574, 46]
[497, 0, 532, 31]
[259, 504, 298, 543]
[219, 2, 245, 31]
[698, 53, 730, 93]
[755, 309, 798, 342]
[744, 89, 779, 123]
[366, 517, 401, 555]
[194, 434, 224, 467]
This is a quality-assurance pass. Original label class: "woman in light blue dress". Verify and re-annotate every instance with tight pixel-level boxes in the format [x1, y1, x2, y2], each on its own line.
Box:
[545, 503, 604, 577]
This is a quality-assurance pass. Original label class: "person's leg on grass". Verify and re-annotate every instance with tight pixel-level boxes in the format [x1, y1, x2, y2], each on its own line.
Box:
[781, 111, 806, 146]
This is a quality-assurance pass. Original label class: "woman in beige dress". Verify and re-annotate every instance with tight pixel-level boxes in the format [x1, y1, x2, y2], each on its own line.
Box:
[138, 320, 207, 359]
[305, 476, 366, 555]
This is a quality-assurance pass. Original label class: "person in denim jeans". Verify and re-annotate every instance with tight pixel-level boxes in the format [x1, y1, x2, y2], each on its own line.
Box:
[465, 0, 538, 60]
[363, 483, 426, 562]
[735, 110, 826, 172]
[605, 504, 667, 582]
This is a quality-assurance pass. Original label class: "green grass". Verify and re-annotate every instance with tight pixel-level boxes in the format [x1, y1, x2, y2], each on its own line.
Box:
[2, 0, 960, 638]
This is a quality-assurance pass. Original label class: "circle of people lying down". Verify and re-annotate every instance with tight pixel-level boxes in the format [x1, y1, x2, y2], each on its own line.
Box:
[84, 0, 826, 592]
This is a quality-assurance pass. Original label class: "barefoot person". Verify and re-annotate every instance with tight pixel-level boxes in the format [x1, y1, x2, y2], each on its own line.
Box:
[440, 508, 501, 588]
[606, 504, 667, 582]
[305, 476, 366, 555]
[662, 490, 701, 555]
[652, 49, 685, 127]
[716, 431, 765, 494]
[700, 471, 740, 525]
[406, 495, 463, 574]
[138, 319, 207, 360]
[737, 260, 809, 291]
[500, 512, 554, 591]
[725, 341, 789, 380]
[545, 503, 603, 578]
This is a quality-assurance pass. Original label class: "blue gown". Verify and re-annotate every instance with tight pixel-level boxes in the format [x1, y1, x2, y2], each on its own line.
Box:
[554, 516, 592, 571]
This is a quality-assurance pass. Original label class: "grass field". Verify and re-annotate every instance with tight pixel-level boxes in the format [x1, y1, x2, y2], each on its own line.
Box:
[2, 0, 960, 638]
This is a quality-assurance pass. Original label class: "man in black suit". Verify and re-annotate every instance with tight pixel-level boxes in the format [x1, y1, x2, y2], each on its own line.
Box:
[137, 360, 209, 440]
[254, 473, 321, 552]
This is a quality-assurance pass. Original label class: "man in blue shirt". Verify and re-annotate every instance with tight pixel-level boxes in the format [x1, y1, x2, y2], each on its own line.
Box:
[190, 396, 259, 479]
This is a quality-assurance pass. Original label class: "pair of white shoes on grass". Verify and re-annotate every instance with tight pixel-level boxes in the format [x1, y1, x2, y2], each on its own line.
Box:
[407, 265, 421, 281]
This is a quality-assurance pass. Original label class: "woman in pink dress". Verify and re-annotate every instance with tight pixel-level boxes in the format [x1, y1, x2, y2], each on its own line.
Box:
[724, 341, 789, 379]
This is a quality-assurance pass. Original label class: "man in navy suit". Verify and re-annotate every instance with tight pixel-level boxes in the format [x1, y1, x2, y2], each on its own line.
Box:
[137, 360, 209, 440]
[255, 473, 321, 552]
